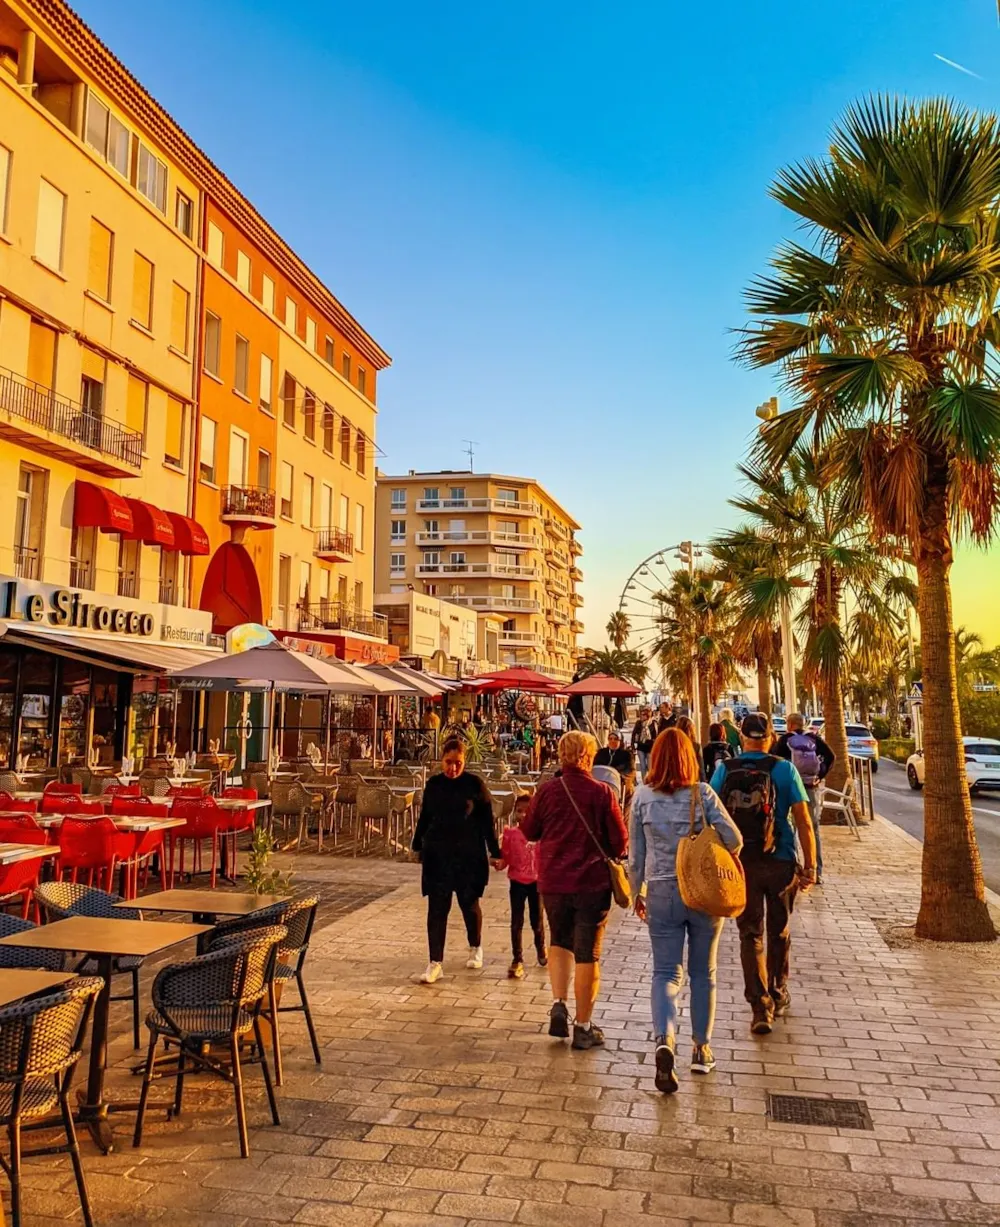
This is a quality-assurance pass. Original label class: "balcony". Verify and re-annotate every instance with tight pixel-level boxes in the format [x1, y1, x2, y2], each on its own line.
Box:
[159, 577, 177, 606]
[313, 527, 354, 562]
[499, 631, 544, 648]
[0, 366, 144, 478]
[117, 570, 138, 599]
[69, 560, 93, 590]
[220, 485, 277, 528]
[570, 590, 584, 606]
[446, 595, 541, 613]
[569, 538, 582, 556]
[544, 543, 569, 566]
[569, 565, 583, 582]
[570, 619, 584, 634]
[546, 520, 568, 540]
[415, 496, 540, 515]
[545, 574, 569, 597]
[13, 546, 38, 580]
[298, 600, 389, 640]
[548, 606, 569, 626]
[415, 562, 539, 580]
[414, 530, 540, 550]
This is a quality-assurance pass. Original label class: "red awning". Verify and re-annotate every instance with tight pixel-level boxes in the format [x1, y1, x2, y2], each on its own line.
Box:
[165, 511, 210, 556]
[73, 481, 134, 535]
[122, 498, 175, 548]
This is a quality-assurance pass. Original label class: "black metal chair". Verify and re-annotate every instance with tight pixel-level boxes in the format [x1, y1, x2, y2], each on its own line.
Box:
[133, 926, 285, 1158]
[0, 976, 103, 1227]
[33, 881, 144, 1049]
[0, 915, 65, 971]
[208, 897, 320, 1086]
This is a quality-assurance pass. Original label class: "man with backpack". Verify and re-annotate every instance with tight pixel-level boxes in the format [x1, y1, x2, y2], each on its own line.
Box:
[772, 712, 835, 886]
[709, 712, 817, 1036]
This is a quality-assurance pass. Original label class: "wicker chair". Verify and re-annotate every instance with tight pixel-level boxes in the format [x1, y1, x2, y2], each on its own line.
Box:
[259, 896, 320, 1084]
[355, 784, 392, 854]
[0, 770, 20, 795]
[33, 882, 144, 1049]
[0, 915, 64, 971]
[0, 976, 103, 1227]
[269, 782, 321, 849]
[133, 926, 285, 1158]
[246, 772, 270, 800]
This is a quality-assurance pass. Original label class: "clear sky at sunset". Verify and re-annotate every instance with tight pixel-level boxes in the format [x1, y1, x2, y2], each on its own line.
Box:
[74, 0, 1000, 649]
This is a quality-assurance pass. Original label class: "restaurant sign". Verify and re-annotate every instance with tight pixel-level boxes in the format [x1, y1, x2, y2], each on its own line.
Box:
[2, 580, 154, 636]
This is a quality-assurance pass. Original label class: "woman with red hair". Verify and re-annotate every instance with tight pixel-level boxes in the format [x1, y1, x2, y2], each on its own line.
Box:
[629, 728, 742, 1094]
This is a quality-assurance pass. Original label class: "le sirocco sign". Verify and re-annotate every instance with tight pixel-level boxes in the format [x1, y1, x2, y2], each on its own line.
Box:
[1, 580, 155, 636]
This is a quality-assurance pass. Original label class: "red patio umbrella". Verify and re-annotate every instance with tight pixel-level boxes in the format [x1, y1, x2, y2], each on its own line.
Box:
[466, 666, 562, 693]
[560, 674, 641, 698]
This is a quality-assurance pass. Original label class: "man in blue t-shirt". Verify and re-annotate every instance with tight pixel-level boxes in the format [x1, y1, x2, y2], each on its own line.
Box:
[710, 712, 817, 1035]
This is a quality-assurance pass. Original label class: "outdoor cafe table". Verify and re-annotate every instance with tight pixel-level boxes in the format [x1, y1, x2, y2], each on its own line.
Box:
[0, 969, 75, 1008]
[114, 888, 289, 932]
[0, 842, 59, 866]
[0, 916, 209, 1153]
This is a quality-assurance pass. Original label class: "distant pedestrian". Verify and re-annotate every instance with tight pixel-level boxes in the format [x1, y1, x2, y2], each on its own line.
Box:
[521, 731, 628, 1050]
[653, 701, 677, 738]
[595, 730, 636, 807]
[630, 729, 743, 1093]
[499, 796, 547, 979]
[674, 715, 700, 767]
[710, 713, 817, 1035]
[412, 736, 501, 984]
[772, 712, 834, 885]
[702, 722, 733, 780]
[631, 707, 656, 778]
[718, 708, 742, 751]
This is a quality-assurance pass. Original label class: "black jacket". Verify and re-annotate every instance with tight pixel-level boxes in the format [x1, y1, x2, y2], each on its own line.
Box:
[412, 770, 500, 897]
[594, 746, 635, 778]
[653, 712, 677, 738]
[772, 730, 835, 780]
[702, 739, 732, 780]
[631, 719, 655, 753]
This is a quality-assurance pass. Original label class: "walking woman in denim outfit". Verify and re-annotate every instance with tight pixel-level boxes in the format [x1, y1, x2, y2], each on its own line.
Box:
[629, 729, 742, 1093]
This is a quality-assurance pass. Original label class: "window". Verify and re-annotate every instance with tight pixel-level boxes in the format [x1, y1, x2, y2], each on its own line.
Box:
[341, 352, 351, 380]
[228, 429, 249, 486]
[322, 403, 334, 452]
[35, 180, 66, 271]
[303, 389, 316, 441]
[355, 504, 365, 551]
[0, 144, 9, 232]
[170, 283, 190, 353]
[320, 568, 330, 600]
[355, 433, 366, 475]
[165, 396, 185, 468]
[389, 585, 406, 595]
[355, 581, 364, 611]
[236, 250, 251, 292]
[300, 562, 312, 602]
[338, 494, 349, 531]
[423, 551, 440, 567]
[199, 416, 217, 483]
[305, 317, 317, 350]
[390, 488, 406, 510]
[257, 449, 271, 490]
[280, 462, 293, 519]
[497, 488, 518, 504]
[131, 253, 154, 330]
[207, 222, 224, 266]
[159, 547, 179, 605]
[277, 555, 291, 625]
[259, 353, 273, 412]
[126, 374, 148, 444]
[175, 191, 193, 238]
[424, 584, 437, 596]
[390, 519, 406, 543]
[302, 473, 314, 526]
[340, 421, 351, 465]
[449, 551, 466, 566]
[357, 367, 367, 396]
[320, 483, 333, 528]
[203, 312, 221, 377]
[135, 141, 167, 212]
[324, 337, 334, 365]
[85, 95, 129, 177]
[14, 465, 45, 581]
[450, 585, 465, 597]
[501, 584, 515, 599]
[284, 297, 297, 333]
[423, 487, 440, 505]
[117, 535, 140, 598]
[87, 219, 113, 301]
[450, 487, 466, 502]
[261, 275, 275, 314]
[234, 334, 249, 396]
[282, 372, 296, 428]
[27, 321, 56, 390]
[80, 376, 103, 418]
[70, 525, 96, 589]
[423, 519, 439, 534]
[337, 575, 348, 602]
[390, 553, 405, 575]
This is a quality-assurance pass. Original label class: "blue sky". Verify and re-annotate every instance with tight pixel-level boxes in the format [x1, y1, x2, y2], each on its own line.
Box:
[77, 0, 1000, 646]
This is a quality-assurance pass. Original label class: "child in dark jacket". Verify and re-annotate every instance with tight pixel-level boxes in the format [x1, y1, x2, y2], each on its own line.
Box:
[500, 797, 547, 979]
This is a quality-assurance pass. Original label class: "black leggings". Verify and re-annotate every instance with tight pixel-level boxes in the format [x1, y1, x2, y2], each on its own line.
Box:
[427, 888, 483, 962]
[510, 881, 545, 962]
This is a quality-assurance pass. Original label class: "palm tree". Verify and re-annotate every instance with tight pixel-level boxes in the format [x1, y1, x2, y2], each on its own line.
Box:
[955, 627, 1000, 697]
[577, 646, 648, 688]
[740, 95, 1000, 940]
[606, 611, 632, 650]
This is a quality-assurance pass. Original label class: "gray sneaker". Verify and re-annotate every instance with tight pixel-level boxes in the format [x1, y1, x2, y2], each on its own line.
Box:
[691, 1043, 716, 1074]
[572, 1023, 605, 1050]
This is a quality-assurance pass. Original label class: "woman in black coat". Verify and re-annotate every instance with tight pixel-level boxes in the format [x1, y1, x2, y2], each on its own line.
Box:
[412, 736, 500, 984]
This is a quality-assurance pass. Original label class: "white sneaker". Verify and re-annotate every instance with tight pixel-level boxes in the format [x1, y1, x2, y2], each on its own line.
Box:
[419, 961, 443, 984]
[466, 946, 483, 970]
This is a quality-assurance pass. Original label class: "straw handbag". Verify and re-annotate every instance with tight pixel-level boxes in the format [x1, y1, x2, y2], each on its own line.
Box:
[676, 785, 746, 918]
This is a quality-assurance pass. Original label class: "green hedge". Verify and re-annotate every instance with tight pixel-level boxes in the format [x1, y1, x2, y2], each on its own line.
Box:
[959, 692, 1000, 741]
[879, 737, 915, 764]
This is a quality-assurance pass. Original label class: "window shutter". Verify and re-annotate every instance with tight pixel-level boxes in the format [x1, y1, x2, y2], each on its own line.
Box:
[132, 254, 154, 329]
[35, 180, 66, 270]
[126, 374, 148, 440]
[87, 219, 113, 300]
[165, 396, 185, 467]
[170, 284, 189, 352]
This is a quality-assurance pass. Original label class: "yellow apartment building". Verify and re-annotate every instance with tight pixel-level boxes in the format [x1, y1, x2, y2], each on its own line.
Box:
[374, 470, 583, 681]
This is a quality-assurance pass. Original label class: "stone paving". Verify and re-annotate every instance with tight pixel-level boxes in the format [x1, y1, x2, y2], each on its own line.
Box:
[13, 818, 1000, 1226]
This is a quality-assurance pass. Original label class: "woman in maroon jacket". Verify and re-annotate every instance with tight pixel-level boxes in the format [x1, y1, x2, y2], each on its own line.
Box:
[521, 731, 628, 1050]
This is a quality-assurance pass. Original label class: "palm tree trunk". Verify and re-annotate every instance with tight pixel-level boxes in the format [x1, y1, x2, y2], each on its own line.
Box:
[756, 657, 771, 718]
[914, 519, 995, 941]
[821, 675, 851, 797]
[699, 672, 711, 744]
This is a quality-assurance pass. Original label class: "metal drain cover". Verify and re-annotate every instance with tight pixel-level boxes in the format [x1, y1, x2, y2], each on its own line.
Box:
[767, 1094, 873, 1130]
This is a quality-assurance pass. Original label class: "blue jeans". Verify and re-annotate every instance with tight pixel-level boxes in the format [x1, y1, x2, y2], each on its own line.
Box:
[806, 785, 823, 877]
[647, 881, 725, 1045]
[637, 750, 650, 779]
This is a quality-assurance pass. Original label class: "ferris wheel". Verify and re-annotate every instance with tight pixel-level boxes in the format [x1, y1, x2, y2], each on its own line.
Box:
[616, 542, 705, 664]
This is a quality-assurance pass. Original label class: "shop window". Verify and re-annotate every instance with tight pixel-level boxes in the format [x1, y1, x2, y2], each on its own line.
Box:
[117, 536, 140, 599]
[17, 653, 55, 770]
[58, 659, 91, 767]
[91, 668, 120, 764]
[0, 651, 17, 767]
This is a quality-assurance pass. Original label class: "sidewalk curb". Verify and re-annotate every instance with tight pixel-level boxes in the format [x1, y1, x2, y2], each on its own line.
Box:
[875, 812, 1000, 912]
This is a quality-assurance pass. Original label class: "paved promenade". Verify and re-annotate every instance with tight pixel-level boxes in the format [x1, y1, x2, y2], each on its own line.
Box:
[16, 820, 1000, 1226]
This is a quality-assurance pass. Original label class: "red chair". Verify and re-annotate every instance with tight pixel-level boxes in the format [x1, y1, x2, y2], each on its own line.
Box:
[0, 793, 38, 814]
[0, 813, 49, 846]
[109, 802, 171, 898]
[104, 783, 141, 798]
[110, 795, 166, 816]
[219, 787, 257, 879]
[40, 794, 100, 816]
[168, 797, 226, 888]
[53, 815, 118, 890]
[43, 782, 82, 797]
[167, 784, 207, 799]
[0, 857, 45, 918]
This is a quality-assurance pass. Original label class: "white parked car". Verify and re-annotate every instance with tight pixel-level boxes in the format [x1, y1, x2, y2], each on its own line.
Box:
[771, 716, 787, 734]
[809, 717, 824, 733]
[823, 722, 879, 770]
[907, 737, 1000, 795]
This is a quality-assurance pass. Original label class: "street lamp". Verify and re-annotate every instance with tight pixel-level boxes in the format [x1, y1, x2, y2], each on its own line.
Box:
[754, 396, 796, 715]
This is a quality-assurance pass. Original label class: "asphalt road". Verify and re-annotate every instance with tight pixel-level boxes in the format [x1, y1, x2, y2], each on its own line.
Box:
[874, 759, 1000, 895]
